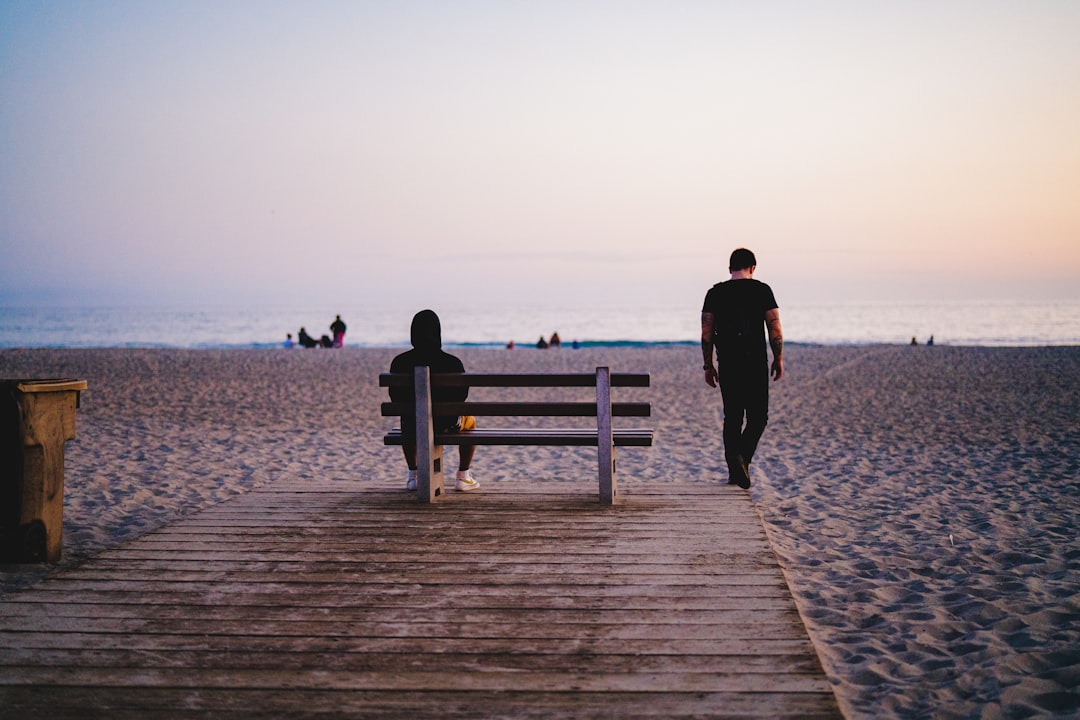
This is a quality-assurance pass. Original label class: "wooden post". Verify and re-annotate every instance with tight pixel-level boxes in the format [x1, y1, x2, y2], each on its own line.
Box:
[2, 379, 86, 563]
[414, 367, 443, 502]
[596, 367, 616, 505]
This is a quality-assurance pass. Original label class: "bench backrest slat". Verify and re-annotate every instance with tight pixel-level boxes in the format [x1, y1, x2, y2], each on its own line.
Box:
[379, 372, 649, 388]
[381, 401, 651, 418]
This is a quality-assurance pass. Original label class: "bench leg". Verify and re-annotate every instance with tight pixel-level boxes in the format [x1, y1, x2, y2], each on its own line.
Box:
[418, 443, 444, 502]
[596, 366, 617, 505]
[414, 365, 443, 502]
[599, 443, 616, 505]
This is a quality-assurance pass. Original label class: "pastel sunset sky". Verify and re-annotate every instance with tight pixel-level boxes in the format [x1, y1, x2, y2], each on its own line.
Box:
[2, 1, 1078, 310]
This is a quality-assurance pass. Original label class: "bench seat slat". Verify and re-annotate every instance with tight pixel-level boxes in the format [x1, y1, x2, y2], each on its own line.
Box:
[380, 402, 651, 418]
[383, 428, 654, 447]
[379, 373, 649, 388]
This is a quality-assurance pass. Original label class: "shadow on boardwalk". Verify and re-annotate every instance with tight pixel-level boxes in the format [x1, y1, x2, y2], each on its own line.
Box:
[0, 480, 841, 719]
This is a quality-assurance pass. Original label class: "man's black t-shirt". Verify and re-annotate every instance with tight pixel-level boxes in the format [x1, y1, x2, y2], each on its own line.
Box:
[702, 279, 778, 366]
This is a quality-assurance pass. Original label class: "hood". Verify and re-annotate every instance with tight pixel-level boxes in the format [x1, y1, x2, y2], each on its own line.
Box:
[410, 309, 442, 351]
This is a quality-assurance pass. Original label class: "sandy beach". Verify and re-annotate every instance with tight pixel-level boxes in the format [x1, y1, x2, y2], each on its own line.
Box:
[1, 344, 1077, 718]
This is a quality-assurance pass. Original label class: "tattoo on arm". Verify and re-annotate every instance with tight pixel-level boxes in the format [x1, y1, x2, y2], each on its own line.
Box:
[766, 310, 783, 358]
[700, 312, 714, 365]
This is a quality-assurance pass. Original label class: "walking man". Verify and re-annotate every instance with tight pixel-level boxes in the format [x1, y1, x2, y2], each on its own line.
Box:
[701, 248, 784, 488]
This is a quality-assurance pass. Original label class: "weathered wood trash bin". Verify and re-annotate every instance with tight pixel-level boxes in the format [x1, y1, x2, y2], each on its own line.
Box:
[0, 378, 87, 563]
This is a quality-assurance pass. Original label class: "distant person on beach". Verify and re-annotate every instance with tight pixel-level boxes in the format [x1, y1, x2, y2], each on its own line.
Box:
[701, 248, 784, 489]
[330, 315, 347, 348]
[284, 333, 294, 349]
[550, 332, 561, 348]
[298, 327, 319, 348]
[536, 336, 548, 349]
[388, 310, 479, 493]
[927, 335, 934, 346]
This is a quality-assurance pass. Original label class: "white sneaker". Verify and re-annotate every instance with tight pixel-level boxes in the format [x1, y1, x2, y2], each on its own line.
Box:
[455, 470, 479, 492]
[406, 470, 417, 491]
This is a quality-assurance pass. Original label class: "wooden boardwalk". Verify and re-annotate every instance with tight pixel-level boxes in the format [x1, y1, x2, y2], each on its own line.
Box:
[0, 480, 841, 719]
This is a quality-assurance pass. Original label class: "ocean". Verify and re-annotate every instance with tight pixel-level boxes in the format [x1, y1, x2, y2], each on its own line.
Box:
[1, 299, 1078, 349]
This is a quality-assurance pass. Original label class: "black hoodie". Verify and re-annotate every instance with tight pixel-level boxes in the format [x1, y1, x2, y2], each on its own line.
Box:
[388, 310, 468, 432]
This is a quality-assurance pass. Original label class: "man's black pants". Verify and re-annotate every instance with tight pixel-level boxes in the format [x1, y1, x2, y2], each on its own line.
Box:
[718, 360, 769, 468]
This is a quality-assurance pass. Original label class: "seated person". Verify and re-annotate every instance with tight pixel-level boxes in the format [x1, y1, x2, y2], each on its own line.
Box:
[389, 309, 479, 492]
[298, 327, 319, 348]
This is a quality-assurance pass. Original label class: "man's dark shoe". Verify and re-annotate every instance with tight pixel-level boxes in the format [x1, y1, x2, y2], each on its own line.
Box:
[728, 456, 751, 489]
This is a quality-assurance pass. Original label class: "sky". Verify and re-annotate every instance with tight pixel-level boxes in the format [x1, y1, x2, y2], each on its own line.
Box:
[2, 1, 1078, 311]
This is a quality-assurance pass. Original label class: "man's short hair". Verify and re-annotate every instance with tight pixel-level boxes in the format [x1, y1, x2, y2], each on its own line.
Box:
[729, 248, 757, 271]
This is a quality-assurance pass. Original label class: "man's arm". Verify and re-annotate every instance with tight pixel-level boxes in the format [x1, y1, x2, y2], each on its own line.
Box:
[766, 308, 783, 381]
[701, 311, 718, 388]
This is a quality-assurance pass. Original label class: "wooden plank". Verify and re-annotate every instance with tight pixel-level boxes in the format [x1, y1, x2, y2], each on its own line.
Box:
[79, 546, 776, 561]
[8, 583, 794, 602]
[379, 373, 651, 388]
[383, 428, 654, 446]
[380, 401, 652, 417]
[0, 689, 841, 720]
[0, 633, 815, 656]
[4, 590, 793, 609]
[0, 484, 841, 718]
[413, 366, 443, 502]
[0, 616, 810, 641]
[597, 366, 616, 504]
[0, 666, 833, 693]
[0, 647, 827, 674]
[0, 602, 802, 624]
[11, 378, 88, 394]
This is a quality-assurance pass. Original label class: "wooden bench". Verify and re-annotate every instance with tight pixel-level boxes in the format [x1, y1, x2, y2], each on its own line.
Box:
[380, 367, 652, 504]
